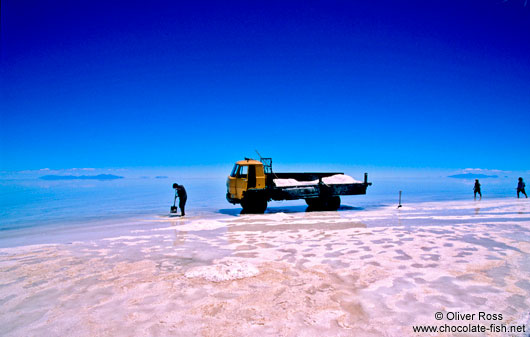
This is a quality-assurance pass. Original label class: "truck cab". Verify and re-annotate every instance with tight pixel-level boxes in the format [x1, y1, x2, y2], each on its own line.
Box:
[226, 159, 266, 202]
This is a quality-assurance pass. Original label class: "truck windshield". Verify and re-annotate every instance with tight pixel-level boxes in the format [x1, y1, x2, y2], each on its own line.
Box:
[238, 165, 248, 178]
[230, 165, 239, 177]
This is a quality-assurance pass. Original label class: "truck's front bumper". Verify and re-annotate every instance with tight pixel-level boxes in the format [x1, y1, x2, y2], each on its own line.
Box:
[226, 193, 240, 205]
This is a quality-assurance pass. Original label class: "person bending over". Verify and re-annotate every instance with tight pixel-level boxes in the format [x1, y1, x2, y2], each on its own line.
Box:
[173, 183, 188, 216]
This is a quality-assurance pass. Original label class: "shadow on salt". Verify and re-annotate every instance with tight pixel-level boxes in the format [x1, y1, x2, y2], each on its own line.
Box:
[460, 234, 522, 252]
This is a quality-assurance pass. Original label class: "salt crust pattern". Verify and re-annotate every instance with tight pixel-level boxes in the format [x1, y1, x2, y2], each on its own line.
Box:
[185, 260, 260, 282]
[1, 198, 530, 336]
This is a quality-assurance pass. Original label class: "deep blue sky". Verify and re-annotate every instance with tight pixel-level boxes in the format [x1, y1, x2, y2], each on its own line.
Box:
[1, 0, 529, 172]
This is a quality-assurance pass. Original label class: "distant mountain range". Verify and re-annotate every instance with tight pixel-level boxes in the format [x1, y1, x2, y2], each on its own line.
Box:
[448, 173, 498, 179]
[40, 174, 124, 180]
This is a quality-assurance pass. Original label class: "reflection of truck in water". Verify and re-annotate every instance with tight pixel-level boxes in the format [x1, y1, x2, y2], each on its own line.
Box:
[226, 157, 371, 213]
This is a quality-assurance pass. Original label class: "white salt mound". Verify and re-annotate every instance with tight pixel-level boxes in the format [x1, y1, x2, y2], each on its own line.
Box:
[322, 174, 361, 184]
[273, 178, 317, 187]
[273, 174, 360, 187]
[185, 260, 259, 282]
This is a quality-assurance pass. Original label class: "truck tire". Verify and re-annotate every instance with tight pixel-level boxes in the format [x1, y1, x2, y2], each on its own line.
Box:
[305, 198, 325, 211]
[326, 196, 341, 211]
[241, 195, 268, 214]
[305, 196, 340, 211]
[305, 198, 319, 207]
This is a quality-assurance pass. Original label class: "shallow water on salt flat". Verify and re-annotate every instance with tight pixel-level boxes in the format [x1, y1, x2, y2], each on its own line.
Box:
[0, 173, 523, 247]
[1, 198, 530, 336]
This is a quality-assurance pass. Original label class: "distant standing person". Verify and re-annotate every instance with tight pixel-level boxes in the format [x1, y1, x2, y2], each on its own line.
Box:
[173, 183, 187, 216]
[473, 179, 482, 200]
[517, 177, 528, 198]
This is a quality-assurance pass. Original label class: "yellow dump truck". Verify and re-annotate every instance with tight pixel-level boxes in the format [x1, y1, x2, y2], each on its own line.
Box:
[226, 157, 371, 213]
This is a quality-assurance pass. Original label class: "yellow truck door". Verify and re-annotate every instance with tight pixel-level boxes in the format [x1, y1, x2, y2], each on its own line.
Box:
[228, 164, 238, 199]
[235, 165, 248, 199]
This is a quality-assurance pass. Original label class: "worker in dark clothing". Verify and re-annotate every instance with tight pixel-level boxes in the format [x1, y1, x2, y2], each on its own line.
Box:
[172, 183, 187, 216]
[517, 177, 528, 198]
[473, 179, 482, 200]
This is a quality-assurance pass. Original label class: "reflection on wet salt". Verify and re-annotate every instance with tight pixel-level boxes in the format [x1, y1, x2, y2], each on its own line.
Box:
[219, 204, 366, 217]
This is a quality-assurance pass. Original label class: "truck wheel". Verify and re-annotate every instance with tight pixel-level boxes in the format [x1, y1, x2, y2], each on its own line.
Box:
[306, 198, 324, 211]
[253, 197, 268, 213]
[306, 197, 340, 211]
[326, 196, 341, 211]
[305, 198, 318, 207]
[241, 196, 268, 214]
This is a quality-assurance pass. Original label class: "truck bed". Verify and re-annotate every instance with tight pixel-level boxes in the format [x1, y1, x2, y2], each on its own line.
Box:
[271, 172, 344, 181]
[267, 173, 369, 201]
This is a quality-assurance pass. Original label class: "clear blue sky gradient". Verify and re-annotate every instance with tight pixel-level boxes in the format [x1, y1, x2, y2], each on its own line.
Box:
[1, 0, 529, 171]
